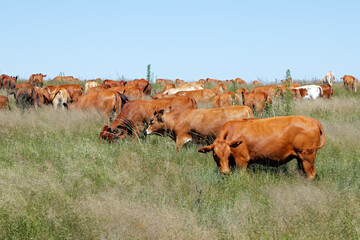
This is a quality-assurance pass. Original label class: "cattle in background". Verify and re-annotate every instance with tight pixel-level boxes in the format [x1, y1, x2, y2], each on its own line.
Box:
[146, 106, 253, 149]
[320, 71, 335, 86]
[175, 89, 216, 105]
[44, 84, 84, 102]
[65, 89, 128, 121]
[111, 86, 145, 100]
[85, 81, 100, 94]
[233, 78, 246, 85]
[320, 84, 333, 99]
[198, 116, 325, 181]
[126, 79, 152, 95]
[102, 80, 126, 88]
[252, 80, 260, 85]
[2, 76, 17, 90]
[212, 91, 240, 108]
[52, 76, 79, 82]
[236, 88, 249, 96]
[206, 78, 222, 84]
[85, 85, 111, 95]
[156, 79, 173, 85]
[251, 85, 283, 98]
[100, 96, 197, 142]
[0, 74, 10, 88]
[241, 91, 272, 116]
[163, 82, 203, 95]
[0, 95, 11, 110]
[294, 85, 323, 99]
[161, 84, 175, 93]
[213, 83, 228, 95]
[175, 79, 185, 85]
[341, 75, 357, 92]
[29, 73, 46, 87]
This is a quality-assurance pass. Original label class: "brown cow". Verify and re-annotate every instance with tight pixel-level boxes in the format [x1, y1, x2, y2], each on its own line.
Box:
[2, 76, 17, 90]
[85, 85, 111, 94]
[236, 88, 249, 95]
[234, 78, 246, 85]
[11, 84, 40, 109]
[212, 91, 240, 108]
[44, 84, 84, 102]
[241, 91, 272, 116]
[156, 79, 173, 85]
[212, 83, 228, 95]
[0, 74, 10, 88]
[51, 88, 71, 109]
[65, 89, 129, 121]
[252, 80, 260, 85]
[320, 84, 333, 99]
[198, 116, 326, 181]
[175, 79, 185, 85]
[52, 76, 79, 82]
[0, 95, 11, 110]
[206, 78, 221, 84]
[111, 86, 144, 100]
[281, 78, 295, 84]
[341, 75, 358, 92]
[251, 85, 283, 98]
[29, 73, 47, 87]
[175, 89, 216, 105]
[146, 105, 253, 149]
[102, 80, 126, 88]
[126, 79, 152, 95]
[161, 84, 175, 93]
[100, 96, 197, 142]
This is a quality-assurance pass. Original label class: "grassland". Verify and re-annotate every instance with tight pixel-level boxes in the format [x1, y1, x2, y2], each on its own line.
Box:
[0, 82, 359, 239]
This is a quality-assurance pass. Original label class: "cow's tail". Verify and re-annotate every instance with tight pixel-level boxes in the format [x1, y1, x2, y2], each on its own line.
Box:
[303, 119, 326, 155]
[319, 86, 323, 97]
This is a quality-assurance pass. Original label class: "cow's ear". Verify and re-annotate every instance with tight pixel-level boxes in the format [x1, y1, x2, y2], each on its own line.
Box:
[198, 145, 213, 153]
[228, 140, 243, 148]
[63, 103, 68, 109]
[157, 109, 165, 116]
[154, 110, 157, 115]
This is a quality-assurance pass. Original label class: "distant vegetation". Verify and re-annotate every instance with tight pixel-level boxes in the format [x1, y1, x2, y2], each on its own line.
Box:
[0, 81, 359, 239]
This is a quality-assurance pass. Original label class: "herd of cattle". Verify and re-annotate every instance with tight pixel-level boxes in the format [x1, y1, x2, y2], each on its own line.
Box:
[0, 71, 358, 180]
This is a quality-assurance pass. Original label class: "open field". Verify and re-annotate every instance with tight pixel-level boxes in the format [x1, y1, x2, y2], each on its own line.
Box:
[0, 82, 359, 239]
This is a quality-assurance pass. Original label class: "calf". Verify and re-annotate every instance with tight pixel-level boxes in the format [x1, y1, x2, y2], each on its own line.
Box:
[341, 75, 357, 92]
[146, 106, 253, 149]
[241, 91, 272, 116]
[198, 116, 325, 181]
[29, 73, 46, 87]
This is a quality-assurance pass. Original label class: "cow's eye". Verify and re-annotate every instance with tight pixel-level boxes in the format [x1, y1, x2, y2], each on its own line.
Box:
[150, 119, 154, 125]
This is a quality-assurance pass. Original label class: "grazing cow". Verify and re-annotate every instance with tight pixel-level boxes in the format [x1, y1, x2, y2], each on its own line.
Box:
[252, 80, 260, 85]
[29, 73, 46, 87]
[236, 88, 249, 95]
[161, 84, 175, 93]
[52, 76, 79, 82]
[11, 84, 40, 109]
[0, 95, 11, 110]
[65, 89, 129, 121]
[341, 75, 357, 92]
[212, 91, 240, 108]
[294, 85, 323, 99]
[213, 83, 228, 95]
[85, 81, 100, 94]
[102, 80, 126, 88]
[251, 85, 283, 98]
[2, 76, 17, 90]
[100, 96, 197, 142]
[44, 84, 84, 102]
[126, 79, 152, 95]
[175, 79, 185, 85]
[51, 88, 71, 109]
[0, 74, 10, 88]
[146, 106, 253, 149]
[241, 91, 272, 116]
[320, 84, 333, 99]
[320, 71, 335, 86]
[206, 78, 221, 84]
[198, 79, 207, 84]
[163, 82, 203, 95]
[111, 86, 144, 100]
[175, 89, 216, 105]
[156, 79, 173, 85]
[198, 116, 325, 181]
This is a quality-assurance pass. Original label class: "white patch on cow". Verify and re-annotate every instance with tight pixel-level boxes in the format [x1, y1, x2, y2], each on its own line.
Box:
[295, 85, 322, 100]
[146, 129, 152, 135]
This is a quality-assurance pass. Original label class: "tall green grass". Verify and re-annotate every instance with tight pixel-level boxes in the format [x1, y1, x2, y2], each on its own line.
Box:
[0, 83, 359, 239]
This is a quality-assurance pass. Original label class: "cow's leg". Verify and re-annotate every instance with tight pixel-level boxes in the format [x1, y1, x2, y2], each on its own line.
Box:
[175, 134, 192, 151]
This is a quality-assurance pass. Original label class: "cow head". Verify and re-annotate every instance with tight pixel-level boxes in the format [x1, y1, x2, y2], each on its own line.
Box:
[198, 139, 243, 174]
[146, 109, 169, 136]
[99, 125, 129, 143]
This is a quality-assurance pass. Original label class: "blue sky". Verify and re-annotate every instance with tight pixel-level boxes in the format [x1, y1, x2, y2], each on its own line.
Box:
[1, 0, 359, 83]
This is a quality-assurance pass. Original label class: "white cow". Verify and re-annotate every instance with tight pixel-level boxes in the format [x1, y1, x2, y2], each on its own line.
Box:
[320, 71, 335, 86]
[163, 82, 204, 95]
[294, 85, 323, 100]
